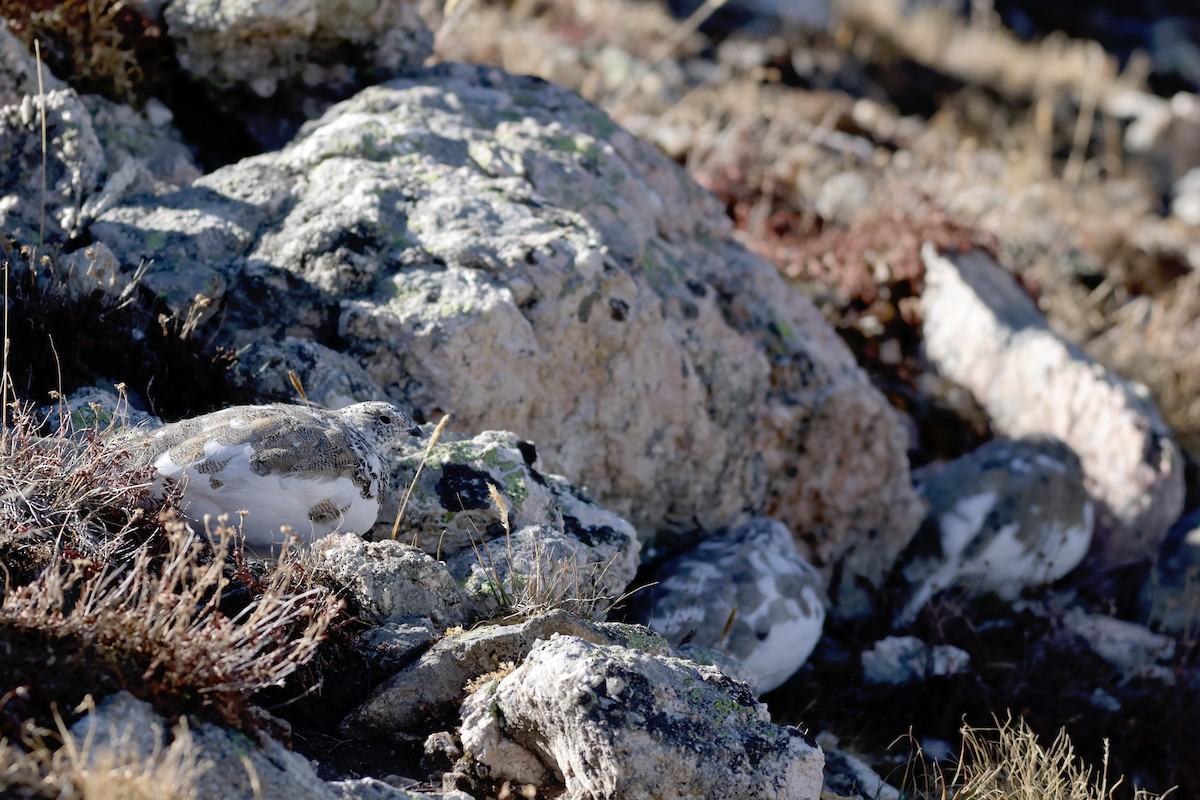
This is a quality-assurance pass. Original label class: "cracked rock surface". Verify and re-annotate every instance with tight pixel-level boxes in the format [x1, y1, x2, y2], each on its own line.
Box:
[88, 63, 922, 606]
[457, 634, 825, 800]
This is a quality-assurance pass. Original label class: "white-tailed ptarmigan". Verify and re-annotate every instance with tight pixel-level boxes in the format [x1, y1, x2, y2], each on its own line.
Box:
[140, 401, 420, 552]
[895, 436, 1094, 626]
[626, 518, 827, 695]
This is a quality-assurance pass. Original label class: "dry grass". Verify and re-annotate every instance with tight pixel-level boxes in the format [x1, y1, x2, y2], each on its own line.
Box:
[463, 482, 628, 621]
[0, 397, 162, 584]
[1, 699, 209, 799]
[463, 660, 517, 694]
[891, 715, 1176, 800]
[1086, 271, 1200, 466]
[1, 517, 341, 728]
[944, 714, 1174, 800]
[392, 412, 451, 538]
[0, 384, 342, 784]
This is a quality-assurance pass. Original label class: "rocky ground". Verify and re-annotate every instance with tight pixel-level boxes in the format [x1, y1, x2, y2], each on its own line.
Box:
[474, 3, 1200, 794]
[1, 0, 1199, 798]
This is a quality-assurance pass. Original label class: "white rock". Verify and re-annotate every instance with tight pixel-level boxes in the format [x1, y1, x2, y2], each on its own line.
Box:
[311, 534, 476, 628]
[920, 245, 1183, 568]
[1062, 609, 1176, 684]
[459, 634, 825, 800]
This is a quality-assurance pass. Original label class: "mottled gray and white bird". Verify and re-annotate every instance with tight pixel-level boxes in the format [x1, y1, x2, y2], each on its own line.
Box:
[138, 401, 420, 552]
[896, 436, 1094, 626]
[628, 519, 827, 695]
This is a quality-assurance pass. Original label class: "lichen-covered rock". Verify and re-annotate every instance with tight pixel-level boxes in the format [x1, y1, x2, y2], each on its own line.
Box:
[0, 23, 198, 244]
[444, 522, 634, 619]
[89, 64, 922, 609]
[59, 384, 163, 430]
[920, 245, 1184, 567]
[896, 436, 1094, 624]
[68, 692, 472, 800]
[458, 634, 825, 800]
[382, 429, 640, 616]
[231, 337, 389, 409]
[59, 242, 137, 303]
[355, 619, 439, 674]
[382, 431, 621, 557]
[626, 518, 826, 694]
[820, 742, 901, 800]
[1, 88, 105, 243]
[342, 609, 664, 735]
[70, 692, 340, 800]
[80, 94, 201, 198]
[311, 534, 478, 628]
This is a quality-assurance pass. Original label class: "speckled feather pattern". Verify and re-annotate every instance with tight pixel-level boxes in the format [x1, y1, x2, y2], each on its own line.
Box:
[897, 436, 1094, 625]
[141, 402, 420, 552]
[631, 519, 826, 694]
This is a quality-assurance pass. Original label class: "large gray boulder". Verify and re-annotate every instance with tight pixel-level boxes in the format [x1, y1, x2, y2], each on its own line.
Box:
[87, 64, 922, 608]
[458, 634, 825, 800]
[341, 609, 657, 735]
[69, 692, 337, 800]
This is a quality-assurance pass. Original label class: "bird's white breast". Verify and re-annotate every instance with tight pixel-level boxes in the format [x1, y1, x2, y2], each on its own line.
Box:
[154, 437, 380, 552]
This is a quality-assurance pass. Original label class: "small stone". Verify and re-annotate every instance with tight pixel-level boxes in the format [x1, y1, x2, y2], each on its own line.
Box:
[861, 636, 970, 684]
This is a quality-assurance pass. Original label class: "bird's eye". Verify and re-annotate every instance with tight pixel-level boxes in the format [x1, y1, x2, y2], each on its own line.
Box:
[379, 414, 394, 425]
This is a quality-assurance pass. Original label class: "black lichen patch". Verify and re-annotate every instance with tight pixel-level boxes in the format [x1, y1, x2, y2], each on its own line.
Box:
[581, 659, 792, 775]
[516, 440, 538, 468]
[436, 463, 500, 511]
[562, 515, 621, 548]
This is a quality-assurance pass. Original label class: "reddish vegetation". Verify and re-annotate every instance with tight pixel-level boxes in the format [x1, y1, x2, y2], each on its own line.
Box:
[1, 0, 169, 103]
[700, 168, 1000, 462]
